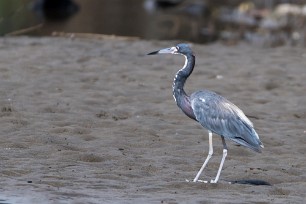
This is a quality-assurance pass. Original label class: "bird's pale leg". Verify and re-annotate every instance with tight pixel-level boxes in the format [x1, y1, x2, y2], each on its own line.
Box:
[193, 131, 213, 182]
[211, 136, 228, 183]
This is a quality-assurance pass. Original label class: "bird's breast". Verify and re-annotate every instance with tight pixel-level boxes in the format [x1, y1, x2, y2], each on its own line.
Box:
[179, 96, 196, 120]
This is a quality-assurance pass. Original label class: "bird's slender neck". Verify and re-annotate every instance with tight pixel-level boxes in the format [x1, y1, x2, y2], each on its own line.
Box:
[172, 53, 196, 119]
[172, 54, 195, 100]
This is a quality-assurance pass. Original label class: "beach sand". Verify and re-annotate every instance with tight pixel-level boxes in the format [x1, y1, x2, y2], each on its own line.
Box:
[0, 36, 305, 203]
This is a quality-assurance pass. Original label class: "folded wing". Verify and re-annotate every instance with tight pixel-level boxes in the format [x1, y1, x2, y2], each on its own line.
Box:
[191, 90, 263, 152]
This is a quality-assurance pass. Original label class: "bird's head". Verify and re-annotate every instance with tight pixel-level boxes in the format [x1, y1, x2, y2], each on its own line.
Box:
[148, 43, 193, 56]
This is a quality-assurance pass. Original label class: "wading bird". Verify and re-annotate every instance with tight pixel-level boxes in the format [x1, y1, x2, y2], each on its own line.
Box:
[148, 44, 264, 183]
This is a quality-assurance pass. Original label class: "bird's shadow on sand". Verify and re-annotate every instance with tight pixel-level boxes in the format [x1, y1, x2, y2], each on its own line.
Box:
[229, 179, 272, 186]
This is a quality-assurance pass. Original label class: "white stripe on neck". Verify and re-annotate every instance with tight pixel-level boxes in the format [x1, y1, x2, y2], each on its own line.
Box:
[172, 55, 188, 102]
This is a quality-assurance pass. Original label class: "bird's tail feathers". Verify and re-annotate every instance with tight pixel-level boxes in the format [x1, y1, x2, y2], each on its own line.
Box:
[231, 128, 264, 153]
[233, 138, 263, 153]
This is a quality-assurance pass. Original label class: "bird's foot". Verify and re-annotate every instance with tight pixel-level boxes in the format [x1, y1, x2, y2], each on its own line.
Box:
[210, 179, 217, 183]
[185, 179, 208, 183]
[186, 178, 219, 183]
[197, 180, 209, 183]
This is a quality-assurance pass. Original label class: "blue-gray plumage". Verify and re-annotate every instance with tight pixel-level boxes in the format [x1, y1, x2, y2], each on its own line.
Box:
[148, 43, 264, 183]
[191, 90, 262, 153]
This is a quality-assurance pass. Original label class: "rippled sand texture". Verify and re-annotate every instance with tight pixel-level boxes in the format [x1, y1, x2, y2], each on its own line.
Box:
[0, 37, 305, 203]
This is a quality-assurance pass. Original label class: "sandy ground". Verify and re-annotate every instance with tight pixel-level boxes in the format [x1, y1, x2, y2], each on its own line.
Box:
[0, 36, 305, 203]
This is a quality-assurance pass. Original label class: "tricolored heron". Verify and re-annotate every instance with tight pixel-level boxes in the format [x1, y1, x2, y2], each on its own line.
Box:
[148, 44, 264, 183]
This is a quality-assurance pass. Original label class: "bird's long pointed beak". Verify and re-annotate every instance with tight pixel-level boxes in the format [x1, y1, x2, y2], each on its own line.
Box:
[147, 50, 160, 55]
[147, 47, 177, 55]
